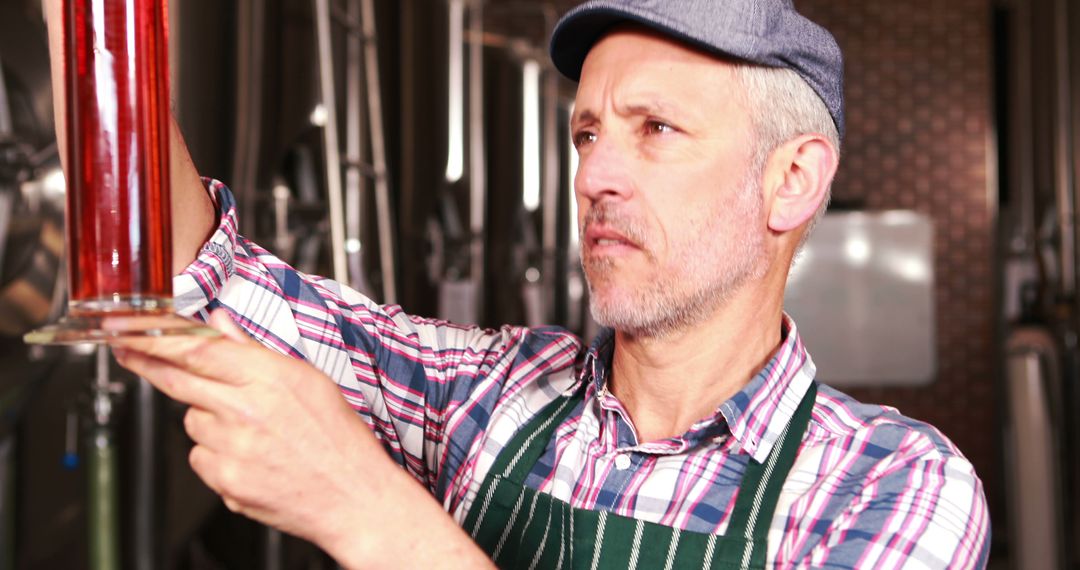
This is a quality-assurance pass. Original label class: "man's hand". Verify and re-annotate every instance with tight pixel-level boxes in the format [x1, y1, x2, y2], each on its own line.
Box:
[108, 310, 494, 569]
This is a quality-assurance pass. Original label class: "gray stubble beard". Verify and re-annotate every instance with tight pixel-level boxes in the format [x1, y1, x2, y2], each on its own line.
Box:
[581, 174, 767, 340]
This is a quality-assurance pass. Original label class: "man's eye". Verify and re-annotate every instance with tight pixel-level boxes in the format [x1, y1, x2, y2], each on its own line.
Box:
[573, 131, 597, 147]
[644, 120, 675, 135]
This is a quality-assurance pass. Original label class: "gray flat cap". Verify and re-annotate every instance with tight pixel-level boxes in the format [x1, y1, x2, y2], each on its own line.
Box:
[549, 0, 845, 136]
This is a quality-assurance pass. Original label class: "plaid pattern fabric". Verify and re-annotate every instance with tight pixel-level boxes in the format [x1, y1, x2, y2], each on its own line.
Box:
[174, 180, 990, 568]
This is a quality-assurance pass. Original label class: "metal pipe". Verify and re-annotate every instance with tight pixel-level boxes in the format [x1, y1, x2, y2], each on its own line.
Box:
[565, 104, 583, 333]
[0, 182, 12, 280]
[0, 56, 12, 136]
[0, 435, 13, 570]
[521, 59, 541, 213]
[520, 58, 544, 327]
[314, 0, 350, 284]
[541, 64, 560, 324]
[1052, 0, 1076, 296]
[360, 0, 397, 304]
[89, 347, 119, 570]
[1011, 0, 1036, 253]
[345, 0, 369, 293]
[1005, 327, 1066, 570]
[263, 527, 282, 570]
[231, 0, 266, 237]
[131, 378, 160, 570]
[89, 426, 119, 570]
[467, 0, 486, 319]
[272, 181, 294, 260]
[446, 0, 465, 184]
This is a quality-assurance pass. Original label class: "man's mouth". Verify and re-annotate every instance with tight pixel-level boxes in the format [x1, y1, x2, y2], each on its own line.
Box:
[584, 226, 642, 255]
[580, 204, 649, 260]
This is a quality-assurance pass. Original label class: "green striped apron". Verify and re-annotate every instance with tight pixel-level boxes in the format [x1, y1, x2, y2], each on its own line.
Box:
[463, 382, 817, 569]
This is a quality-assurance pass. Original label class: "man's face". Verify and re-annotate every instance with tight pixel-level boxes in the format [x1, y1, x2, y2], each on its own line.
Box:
[571, 29, 769, 338]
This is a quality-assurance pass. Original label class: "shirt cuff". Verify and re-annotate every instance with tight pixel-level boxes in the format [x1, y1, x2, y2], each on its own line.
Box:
[172, 178, 240, 317]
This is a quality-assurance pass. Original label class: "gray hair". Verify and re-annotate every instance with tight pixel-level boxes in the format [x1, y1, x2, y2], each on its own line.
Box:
[733, 65, 840, 241]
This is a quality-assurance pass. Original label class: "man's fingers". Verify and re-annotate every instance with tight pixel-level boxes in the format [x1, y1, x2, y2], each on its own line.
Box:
[189, 444, 223, 494]
[223, 497, 246, 515]
[208, 309, 253, 344]
[183, 407, 222, 448]
[190, 444, 217, 490]
[108, 327, 266, 386]
[189, 445, 255, 517]
[114, 348, 237, 410]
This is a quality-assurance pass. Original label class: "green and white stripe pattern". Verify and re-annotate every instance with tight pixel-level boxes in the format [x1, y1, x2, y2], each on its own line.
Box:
[463, 383, 819, 568]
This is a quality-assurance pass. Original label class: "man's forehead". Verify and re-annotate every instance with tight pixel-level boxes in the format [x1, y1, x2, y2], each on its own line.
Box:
[571, 89, 700, 122]
[571, 30, 740, 122]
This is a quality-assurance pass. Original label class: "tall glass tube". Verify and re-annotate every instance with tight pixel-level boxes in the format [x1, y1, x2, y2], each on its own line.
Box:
[25, 0, 213, 344]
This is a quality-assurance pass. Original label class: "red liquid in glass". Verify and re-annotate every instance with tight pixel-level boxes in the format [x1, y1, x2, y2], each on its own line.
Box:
[64, 0, 172, 316]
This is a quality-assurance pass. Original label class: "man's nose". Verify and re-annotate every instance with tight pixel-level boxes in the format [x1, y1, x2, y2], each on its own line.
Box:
[573, 136, 634, 203]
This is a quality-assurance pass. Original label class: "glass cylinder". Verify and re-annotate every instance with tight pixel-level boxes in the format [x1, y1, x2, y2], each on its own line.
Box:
[25, 0, 213, 344]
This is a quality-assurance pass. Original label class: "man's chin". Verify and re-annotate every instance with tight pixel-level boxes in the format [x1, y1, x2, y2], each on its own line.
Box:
[587, 291, 659, 333]
[581, 258, 641, 288]
[588, 302, 674, 339]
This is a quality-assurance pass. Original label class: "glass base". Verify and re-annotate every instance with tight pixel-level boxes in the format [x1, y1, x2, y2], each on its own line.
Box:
[23, 312, 219, 345]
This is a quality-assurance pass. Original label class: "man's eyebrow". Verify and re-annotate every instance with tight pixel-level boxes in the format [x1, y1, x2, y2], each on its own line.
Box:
[621, 100, 677, 117]
[571, 101, 683, 126]
[571, 109, 599, 126]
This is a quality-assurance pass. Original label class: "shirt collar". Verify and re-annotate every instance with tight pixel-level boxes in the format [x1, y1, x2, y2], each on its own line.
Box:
[718, 314, 815, 463]
[581, 327, 616, 396]
[578, 314, 816, 463]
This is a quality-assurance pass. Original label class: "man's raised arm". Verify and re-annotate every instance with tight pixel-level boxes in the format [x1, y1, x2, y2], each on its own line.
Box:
[43, 0, 217, 274]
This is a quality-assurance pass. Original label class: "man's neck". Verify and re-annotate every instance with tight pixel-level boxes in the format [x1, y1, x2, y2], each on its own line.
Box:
[608, 286, 784, 443]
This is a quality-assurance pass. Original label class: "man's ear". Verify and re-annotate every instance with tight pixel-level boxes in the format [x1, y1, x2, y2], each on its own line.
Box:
[763, 134, 838, 233]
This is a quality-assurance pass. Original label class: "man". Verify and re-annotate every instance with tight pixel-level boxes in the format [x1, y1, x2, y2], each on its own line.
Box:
[46, 0, 990, 567]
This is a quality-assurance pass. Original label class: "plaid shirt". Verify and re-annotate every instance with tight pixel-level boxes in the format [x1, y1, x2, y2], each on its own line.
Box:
[175, 180, 990, 568]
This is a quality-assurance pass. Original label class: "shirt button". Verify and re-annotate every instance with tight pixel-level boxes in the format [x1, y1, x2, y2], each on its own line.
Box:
[614, 454, 632, 470]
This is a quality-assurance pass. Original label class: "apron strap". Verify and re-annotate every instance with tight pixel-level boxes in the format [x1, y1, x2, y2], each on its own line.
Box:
[489, 384, 586, 484]
[466, 377, 818, 569]
[725, 381, 818, 568]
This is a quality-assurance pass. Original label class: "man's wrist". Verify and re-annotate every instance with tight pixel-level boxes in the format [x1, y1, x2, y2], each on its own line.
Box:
[314, 463, 494, 569]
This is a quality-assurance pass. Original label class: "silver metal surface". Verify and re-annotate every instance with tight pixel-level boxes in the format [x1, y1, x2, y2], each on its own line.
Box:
[132, 377, 159, 570]
[540, 61, 559, 324]
[263, 527, 282, 570]
[446, 0, 465, 184]
[1011, 0, 1035, 252]
[1053, 0, 1075, 296]
[271, 181, 295, 260]
[94, 347, 112, 425]
[313, 0, 350, 284]
[1005, 328, 1064, 570]
[344, 0, 371, 294]
[90, 347, 119, 570]
[0, 55, 12, 136]
[361, 0, 397, 304]
[0, 56, 13, 281]
[522, 59, 540, 213]
[468, 0, 486, 319]
[520, 56, 545, 326]
[0, 190, 12, 281]
[231, 0, 265, 236]
[785, 211, 936, 386]
[0, 435, 12, 570]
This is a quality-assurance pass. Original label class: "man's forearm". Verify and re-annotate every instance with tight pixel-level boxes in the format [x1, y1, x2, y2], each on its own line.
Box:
[320, 464, 496, 569]
[166, 117, 217, 273]
[44, 0, 217, 274]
